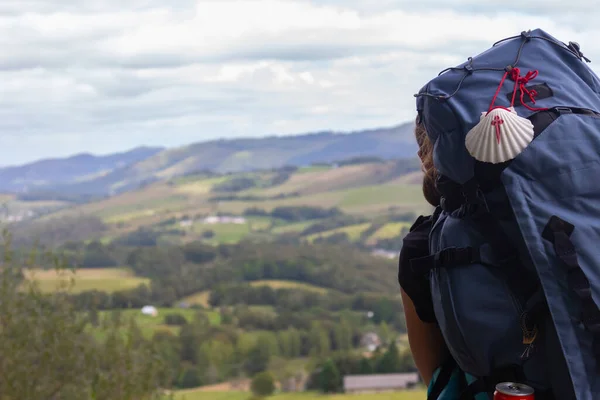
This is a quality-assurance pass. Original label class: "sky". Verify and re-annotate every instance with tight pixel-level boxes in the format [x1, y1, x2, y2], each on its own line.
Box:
[0, 1, 599, 166]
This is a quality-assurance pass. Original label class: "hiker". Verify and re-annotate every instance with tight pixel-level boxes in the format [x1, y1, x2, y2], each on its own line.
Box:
[399, 29, 600, 400]
[398, 118, 446, 387]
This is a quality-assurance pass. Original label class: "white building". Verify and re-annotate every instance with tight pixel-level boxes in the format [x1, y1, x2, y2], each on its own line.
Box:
[141, 305, 158, 317]
[344, 373, 420, 394]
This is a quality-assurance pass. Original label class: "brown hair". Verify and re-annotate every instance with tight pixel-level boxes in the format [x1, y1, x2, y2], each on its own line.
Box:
[415, 118, 441, 207]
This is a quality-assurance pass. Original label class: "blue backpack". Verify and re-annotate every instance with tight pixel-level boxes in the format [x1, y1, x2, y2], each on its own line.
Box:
[414, 28, 600, 400]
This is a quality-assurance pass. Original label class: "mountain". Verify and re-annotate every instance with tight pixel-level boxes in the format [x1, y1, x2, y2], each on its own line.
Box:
[2, 122, 416, 199]
[0, 147, 164, 194]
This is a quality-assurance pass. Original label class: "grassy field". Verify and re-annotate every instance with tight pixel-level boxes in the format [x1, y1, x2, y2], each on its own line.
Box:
[174, 390, 428, 400]
[305, 223, 371, 243]
[182, 291, 212, 307]
[271, 221, 317, 234]
[96, 307, 221, 339]
[34, 160, 428, 244]
[365, 222, 411, 245]
[24, 268, 150, 294]
[182, 281, 328, 308]
[249, 280, 328, 294]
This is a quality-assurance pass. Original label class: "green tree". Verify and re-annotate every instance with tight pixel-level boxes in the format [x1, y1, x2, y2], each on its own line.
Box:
[178, 366, 203, 389]
[309, 322, 330, 357]
[0, 232, 166, 400]
[359, 357, 374, 374]
[251, 371, 276, 397]
[178, 323, 200, 364]
[379, 321, 391, 345]
[88, 305, 99, 327]
[376, 341, 402, 373]
[245, 337, 271, 376]
[288, 327, 302, 358]
[319, 359, 342, 393]
[164, 313, 187, 326]
[334, 319, 352, 351]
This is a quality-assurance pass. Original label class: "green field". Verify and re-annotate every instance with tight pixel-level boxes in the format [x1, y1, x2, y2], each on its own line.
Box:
[182, 291, 212, 307]
[174, 390, 428, 400]
[305, 223, 371, 243]
[249, 280, 328, 294]
[365, 222, 411, 245]
[96, 307, 221, 339]
[34, 159, 428, 245]
[193, 222, 252, 244]
[24, 268, 150, 294]
[271, 221, 317, 234]
[182, 281, 328, 309]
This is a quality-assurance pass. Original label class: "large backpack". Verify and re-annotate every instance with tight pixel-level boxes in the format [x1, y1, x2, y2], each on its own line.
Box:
[414, 28, 600, 400]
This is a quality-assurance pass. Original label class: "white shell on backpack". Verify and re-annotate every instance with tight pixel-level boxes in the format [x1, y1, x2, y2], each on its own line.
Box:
[465, 107, 535, 164]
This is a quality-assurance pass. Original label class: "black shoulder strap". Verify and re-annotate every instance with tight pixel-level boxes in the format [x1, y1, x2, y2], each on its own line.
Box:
[542, 215, 600, 371]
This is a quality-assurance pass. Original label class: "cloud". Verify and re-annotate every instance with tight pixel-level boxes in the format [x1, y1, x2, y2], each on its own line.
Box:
[0, 0, 598, 166]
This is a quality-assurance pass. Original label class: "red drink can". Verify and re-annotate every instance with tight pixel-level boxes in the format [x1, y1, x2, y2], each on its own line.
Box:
[494, 382, 535, 400]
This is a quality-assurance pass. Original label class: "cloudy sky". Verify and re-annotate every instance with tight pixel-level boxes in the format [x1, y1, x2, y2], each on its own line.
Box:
[0, 1, 598, 166]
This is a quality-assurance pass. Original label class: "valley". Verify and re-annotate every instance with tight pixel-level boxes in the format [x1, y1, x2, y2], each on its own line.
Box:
[5, 125, 429, 399]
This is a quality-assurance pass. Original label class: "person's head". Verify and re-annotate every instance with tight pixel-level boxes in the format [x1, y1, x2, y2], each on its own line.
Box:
[415, 118, 441, 207]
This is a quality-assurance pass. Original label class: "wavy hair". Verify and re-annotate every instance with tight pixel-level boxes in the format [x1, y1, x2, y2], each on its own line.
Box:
[414, 118, 441, 207]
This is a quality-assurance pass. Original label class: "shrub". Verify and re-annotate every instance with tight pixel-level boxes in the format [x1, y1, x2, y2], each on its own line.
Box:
[164, 313, 188, 326]
[251, 371, 275, 397]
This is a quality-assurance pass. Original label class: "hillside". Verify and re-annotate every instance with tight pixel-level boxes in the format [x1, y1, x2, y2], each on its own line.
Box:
[12, 157, 425, 396]
[13, 158, 427, 247]
[5, 123, 416, 199]
[0, 147, 163, 194]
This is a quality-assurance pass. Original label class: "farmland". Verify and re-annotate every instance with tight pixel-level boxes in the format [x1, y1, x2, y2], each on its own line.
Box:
[8, 157, 424, 398]
[24, 268, 150, 293]
[24, 159, 428, 249]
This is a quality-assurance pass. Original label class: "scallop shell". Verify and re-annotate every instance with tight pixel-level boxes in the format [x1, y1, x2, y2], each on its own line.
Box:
[465, 107, 534, 164]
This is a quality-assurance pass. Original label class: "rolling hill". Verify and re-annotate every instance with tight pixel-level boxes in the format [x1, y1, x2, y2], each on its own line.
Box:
[0, 146, 163, 194]
[13, 158, 428, 247]
[3, 123, 416, 199]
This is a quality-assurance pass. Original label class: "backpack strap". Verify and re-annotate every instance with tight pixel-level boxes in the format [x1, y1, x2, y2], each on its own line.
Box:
[542, 215, 600, 370]
[410, 246, 483, 273]
[427, 356, 459, 400]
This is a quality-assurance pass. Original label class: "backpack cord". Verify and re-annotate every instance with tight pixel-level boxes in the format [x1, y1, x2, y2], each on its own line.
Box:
[415, 32, 588, 101]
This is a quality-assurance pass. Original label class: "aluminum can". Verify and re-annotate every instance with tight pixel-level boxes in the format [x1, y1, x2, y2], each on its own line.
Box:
[494, 382, 535, 400]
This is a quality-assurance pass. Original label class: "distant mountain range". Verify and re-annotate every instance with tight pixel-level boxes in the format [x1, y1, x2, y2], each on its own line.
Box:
[0, 122, 416, 199]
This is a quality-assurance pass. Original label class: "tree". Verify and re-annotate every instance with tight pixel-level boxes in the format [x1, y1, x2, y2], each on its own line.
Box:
[309, 322, 330, 357]
[164, 313, 188, 326]
[359, 357, 374, 374]
[244, 338, 271, 376]
[178, 323, 200, 364]
[376, 341, 402, 373]
[0, 232, 166, 400]
[251, 371, 275, 397]
[319, 359, 342, 393]
[379, 321, 391, 345]
[178, 366, 203, 389]
[333, 319, 352, 351]
[201, 230, 215, 239]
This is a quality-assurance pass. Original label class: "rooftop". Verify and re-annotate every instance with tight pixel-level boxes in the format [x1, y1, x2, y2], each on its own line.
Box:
[343, 373, 420, 391]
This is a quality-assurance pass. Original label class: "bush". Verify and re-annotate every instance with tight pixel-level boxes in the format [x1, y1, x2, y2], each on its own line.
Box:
[319, 359, 342, 393]
[251, 371, 275, 397]
[164, 313, 188, 326]
[0, 232, 166, 400]
[178, 366, 203, 389]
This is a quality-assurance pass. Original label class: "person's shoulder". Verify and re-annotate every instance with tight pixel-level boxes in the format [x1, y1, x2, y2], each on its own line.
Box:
[409, 214, 434, 232]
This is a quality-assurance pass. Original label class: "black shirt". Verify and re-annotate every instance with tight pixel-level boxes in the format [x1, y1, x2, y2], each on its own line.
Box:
[398, 215, 436, 323]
